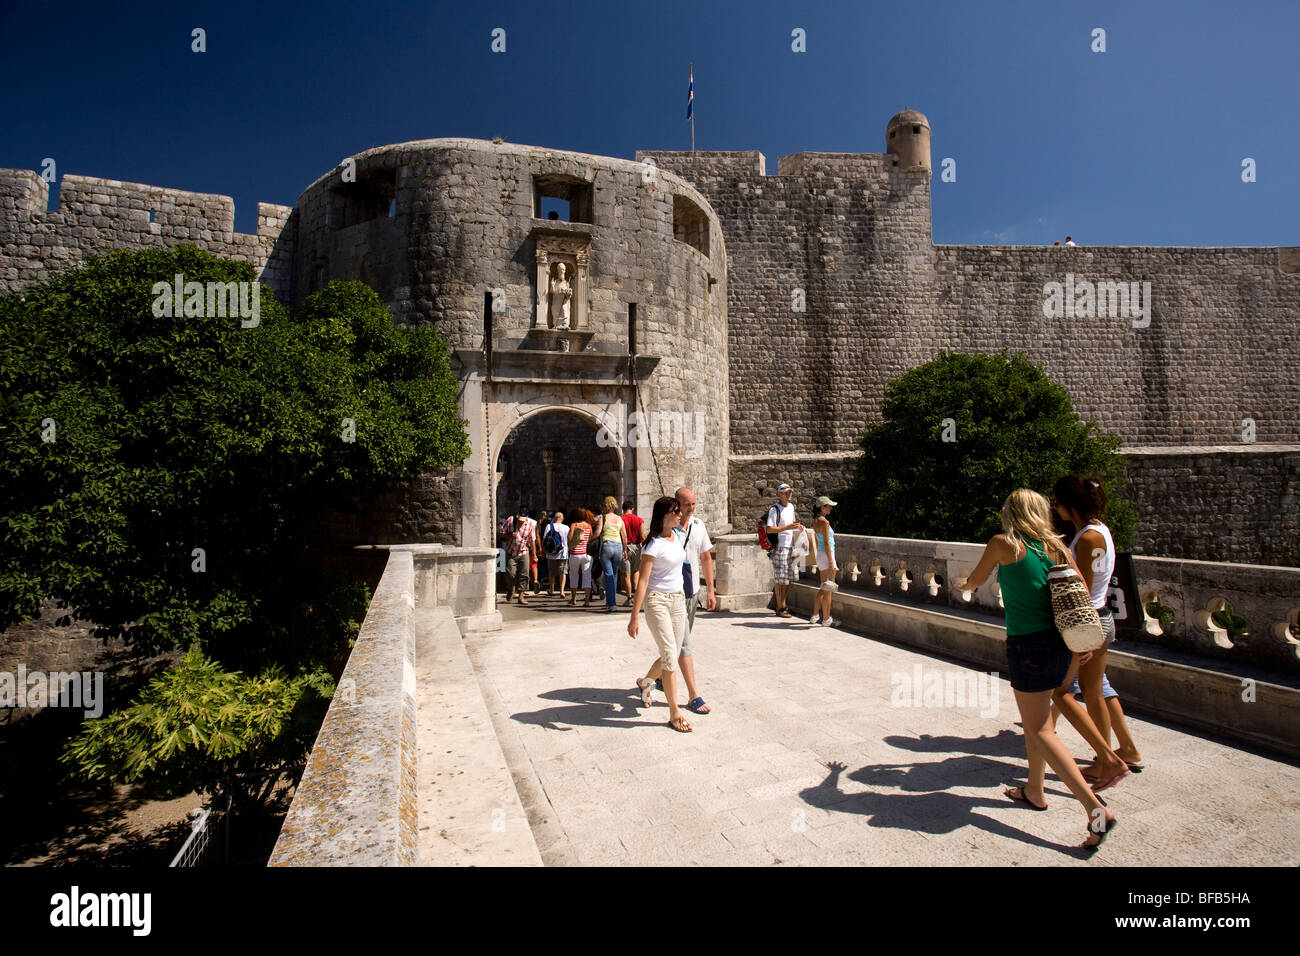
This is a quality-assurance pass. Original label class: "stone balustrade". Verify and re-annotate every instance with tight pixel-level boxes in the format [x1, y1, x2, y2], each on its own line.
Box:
[714, 533, 1300, 673]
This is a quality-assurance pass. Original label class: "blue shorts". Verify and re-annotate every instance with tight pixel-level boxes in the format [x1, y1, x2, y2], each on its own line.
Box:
[1005, 626, 1072, 693]
[1070, 671, 1119, 701]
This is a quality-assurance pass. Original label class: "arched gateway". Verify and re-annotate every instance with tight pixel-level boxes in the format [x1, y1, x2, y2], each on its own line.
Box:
[289, 139, 732, 546]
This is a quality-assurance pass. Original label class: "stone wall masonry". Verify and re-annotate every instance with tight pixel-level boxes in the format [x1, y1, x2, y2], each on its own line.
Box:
[936, 244, 1300, 445]
[642, 150, 934, 457]
[1124, 445, 1300, 564]
[728, 447, 1300, 566]
[648, 151, 1299, 453]
[0, 168, 296, 298]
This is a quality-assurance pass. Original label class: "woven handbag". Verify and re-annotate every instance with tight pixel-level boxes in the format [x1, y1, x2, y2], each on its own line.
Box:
[1047, 565, 1105, 652]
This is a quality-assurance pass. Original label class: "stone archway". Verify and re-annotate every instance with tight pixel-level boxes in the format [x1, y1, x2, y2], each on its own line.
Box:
[490, 406, 627, 541]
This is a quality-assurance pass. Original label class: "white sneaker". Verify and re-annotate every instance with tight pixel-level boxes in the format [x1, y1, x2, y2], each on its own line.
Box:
[823, 617, 840, 627]
[809, 614, 821, 625]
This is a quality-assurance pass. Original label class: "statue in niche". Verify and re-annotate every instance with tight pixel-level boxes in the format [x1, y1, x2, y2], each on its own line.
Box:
[548, 262, 573, 329]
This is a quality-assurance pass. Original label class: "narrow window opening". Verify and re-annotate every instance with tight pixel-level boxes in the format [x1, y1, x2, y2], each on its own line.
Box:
[672, 194, 709, 257]
[148, 208, 156, 223]
[331, 168, 397, 230]
[533, 175, 593, 223]
[628, 302, 638, 354]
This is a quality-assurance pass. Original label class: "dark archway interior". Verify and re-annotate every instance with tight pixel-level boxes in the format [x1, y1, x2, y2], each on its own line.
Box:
[495, 412, 620, 527]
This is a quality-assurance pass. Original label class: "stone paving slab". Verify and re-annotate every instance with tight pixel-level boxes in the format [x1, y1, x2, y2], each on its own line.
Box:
[413, 607, 542, 866]
[464, 597, 1300, 866]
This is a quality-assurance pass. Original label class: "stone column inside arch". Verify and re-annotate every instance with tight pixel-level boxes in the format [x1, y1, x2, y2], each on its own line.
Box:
[541, 447, 559, 512]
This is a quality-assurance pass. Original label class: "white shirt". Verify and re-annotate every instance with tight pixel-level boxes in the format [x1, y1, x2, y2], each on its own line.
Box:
[768, 501, 795, 549]
[641, 533, 686, 593]
[1069, 522, 1115, 610]
[673, 516, 713, 595]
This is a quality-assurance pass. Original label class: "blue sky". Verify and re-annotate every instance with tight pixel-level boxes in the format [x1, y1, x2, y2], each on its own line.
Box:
[4, 0, 1296, 246]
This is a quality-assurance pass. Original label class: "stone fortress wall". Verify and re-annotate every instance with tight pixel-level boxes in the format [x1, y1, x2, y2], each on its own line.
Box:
[643, 115, 1300, 563]
[2, 111, 1298, 563]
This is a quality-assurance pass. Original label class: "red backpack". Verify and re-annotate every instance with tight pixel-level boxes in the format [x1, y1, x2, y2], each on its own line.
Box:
[758, 503, 780, 551]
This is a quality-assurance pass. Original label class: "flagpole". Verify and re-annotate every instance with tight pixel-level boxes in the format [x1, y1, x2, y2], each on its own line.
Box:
[690, 62, 695, 152]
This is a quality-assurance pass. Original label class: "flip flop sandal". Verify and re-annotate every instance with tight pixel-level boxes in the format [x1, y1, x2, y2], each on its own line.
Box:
[1004, 786, 1048, 811]
[687, 697, 711, 714]
[1083, 816, 1118, 852]
[668, 716, 692, 733]
[1090, 768, 1132, 793]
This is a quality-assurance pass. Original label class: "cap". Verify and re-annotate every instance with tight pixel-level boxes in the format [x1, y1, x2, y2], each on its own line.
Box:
[777, 482, 793, 493]
[814, 496, 838, 507]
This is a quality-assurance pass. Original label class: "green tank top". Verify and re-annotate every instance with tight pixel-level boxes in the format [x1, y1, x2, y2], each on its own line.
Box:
[1000, 538, 1058, 636]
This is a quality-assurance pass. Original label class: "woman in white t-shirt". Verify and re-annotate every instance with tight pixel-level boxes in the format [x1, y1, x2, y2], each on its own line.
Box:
[1051, 475, 1144, 783]
[628, 496, 692, 733]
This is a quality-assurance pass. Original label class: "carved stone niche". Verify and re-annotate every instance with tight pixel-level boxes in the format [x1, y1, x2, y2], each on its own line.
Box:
[534, 233, 590, 331]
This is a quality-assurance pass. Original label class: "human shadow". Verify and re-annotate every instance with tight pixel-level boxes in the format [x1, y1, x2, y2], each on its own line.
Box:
[883, 728, 1028, 760]
[800, 761, 1096, 858]
[510, 685, 662, 731]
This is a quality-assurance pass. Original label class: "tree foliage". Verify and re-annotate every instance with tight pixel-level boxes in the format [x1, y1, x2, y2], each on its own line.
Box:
[1, 246, 468, 667]
[1, 246, 468, 805]
[836, 351, 1137, 547]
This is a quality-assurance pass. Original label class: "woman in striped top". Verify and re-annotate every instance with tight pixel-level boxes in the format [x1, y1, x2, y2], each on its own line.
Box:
[567, 509, 595, 607]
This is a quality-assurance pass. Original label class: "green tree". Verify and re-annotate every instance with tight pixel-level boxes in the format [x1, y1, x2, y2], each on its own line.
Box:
[836, 351, 1137, 547]
[0, 246, 468, 806]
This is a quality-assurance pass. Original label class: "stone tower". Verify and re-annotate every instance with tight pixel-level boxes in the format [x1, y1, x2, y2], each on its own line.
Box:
[886, 109, 931, 173]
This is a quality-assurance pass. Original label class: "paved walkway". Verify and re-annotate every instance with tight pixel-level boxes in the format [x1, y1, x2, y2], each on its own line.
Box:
[468, 594, 1300, 866]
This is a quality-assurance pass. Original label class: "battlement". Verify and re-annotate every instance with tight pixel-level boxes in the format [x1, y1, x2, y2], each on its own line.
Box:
[775, 151, 892, 177]
[0, 168, 295, 298]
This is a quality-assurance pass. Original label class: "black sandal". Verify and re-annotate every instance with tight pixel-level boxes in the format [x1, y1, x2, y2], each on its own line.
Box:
[1004, 786, 1048, 811]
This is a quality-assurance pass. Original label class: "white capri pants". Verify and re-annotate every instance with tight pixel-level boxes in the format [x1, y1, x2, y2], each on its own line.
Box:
[644, 590, 687, 673]
[568, 554, 592, 589]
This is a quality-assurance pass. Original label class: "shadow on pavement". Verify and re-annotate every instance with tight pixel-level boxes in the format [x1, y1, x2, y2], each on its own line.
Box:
[800, 757, 1094, 858]
[510, 685, 663, 731]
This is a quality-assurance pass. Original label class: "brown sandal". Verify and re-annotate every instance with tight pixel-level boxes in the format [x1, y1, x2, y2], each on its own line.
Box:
[668, 716, 692, 733]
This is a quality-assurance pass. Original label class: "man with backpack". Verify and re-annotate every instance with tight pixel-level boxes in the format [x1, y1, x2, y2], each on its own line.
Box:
[764, 482, 804, 618]
[501, 505, 537, 606]
[541, 510, 570, 597]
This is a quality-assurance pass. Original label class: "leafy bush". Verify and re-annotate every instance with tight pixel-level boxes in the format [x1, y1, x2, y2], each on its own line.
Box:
[836, 351, 1137, 547]
[1, 246, 467, 805]
[1, 246, 467, 667]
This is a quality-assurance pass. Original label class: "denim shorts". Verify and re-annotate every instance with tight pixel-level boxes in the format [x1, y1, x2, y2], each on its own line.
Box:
[1005, 626, 1072, 693]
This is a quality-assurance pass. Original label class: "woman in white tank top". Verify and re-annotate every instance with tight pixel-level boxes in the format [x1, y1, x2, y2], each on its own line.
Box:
[1052, 476, 1144, 782]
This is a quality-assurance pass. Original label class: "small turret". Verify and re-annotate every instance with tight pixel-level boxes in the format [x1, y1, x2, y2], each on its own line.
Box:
[886, 110, 931, 173]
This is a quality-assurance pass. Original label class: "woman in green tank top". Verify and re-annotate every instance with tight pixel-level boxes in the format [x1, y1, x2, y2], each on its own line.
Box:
[958, 488, 1118, 852]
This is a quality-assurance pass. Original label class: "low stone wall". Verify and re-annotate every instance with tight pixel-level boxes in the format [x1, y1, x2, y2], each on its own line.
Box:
[270, 543, 501, 865]
[714, 532, 1300, 674]
[402, 544, 501, 633]
[270, 550, 419, 866]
